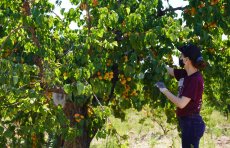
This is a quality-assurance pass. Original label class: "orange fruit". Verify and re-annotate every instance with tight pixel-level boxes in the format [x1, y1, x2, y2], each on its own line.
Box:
[127, 77, 131, 81]
[191, 7, 196, 16]
[74, 113, 80, 117]
[121, 79, 126, 85]
[198, 3, 205, 8]
[211, 0, 219, 5]
[92, 0, 98, 7]
[124, 56, 128, 62]
[76, 119, 81, 122]
[120, 74, 124, 79]
[209, 22, 217, 28]
[122, 21, 126, 27]
[109, 71, 113, 76]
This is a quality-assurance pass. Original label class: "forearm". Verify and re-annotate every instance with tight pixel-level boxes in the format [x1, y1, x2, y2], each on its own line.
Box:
[162, 89, 183, 108]
[166, 66, 174, 77]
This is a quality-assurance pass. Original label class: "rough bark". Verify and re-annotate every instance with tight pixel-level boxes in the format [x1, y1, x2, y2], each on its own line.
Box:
[63, 101, 92, 148]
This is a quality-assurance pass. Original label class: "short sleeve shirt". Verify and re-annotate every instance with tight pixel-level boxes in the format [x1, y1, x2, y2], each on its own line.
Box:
[174, 69, 204, 117]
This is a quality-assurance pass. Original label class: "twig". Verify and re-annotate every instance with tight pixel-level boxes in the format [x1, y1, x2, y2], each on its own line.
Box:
[51, 10, 62, 20]
[83, 78, 104, 110]
[84, 78, 125, 145]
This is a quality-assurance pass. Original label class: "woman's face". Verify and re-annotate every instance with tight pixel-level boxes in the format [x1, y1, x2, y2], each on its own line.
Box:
[179, 54, 189, 68]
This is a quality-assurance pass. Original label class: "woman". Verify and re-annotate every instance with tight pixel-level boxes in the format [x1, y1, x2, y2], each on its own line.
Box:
[155, 44, 206, 148]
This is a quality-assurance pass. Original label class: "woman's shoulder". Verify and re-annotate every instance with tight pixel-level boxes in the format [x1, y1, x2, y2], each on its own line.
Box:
[174, 69, 187, 80]
[186, 71, 204, 84]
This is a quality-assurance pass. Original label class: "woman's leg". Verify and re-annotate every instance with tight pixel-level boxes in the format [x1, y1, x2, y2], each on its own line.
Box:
[179, 118, 193, 148]
[191, 117, 206, 148]
[179, 116, 205, 148]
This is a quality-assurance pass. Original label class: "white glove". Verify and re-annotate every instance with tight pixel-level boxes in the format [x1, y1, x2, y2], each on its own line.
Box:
[155, 82, 168, 93]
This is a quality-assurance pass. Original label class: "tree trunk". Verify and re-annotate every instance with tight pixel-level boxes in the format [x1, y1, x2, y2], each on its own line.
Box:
[62, 101, 92, 148]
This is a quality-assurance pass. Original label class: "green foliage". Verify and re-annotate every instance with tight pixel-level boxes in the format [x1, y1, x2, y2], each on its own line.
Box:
[0, 0, 229, 146]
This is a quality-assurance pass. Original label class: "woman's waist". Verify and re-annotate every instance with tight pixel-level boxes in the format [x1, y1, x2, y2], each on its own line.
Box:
[178, 113, 201, 120]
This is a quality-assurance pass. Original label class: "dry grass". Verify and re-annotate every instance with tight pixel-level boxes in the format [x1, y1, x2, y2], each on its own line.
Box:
[90, 108, 230, 148]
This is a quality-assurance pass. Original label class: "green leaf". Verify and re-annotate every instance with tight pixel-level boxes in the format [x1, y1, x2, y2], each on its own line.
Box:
[61, 8, 65, 15]
[12, 75, 18, 85]
[126, 7, 130, 15]
[32, 7, 39, 17]
[4, 129, 13, 138]
[97, 29, 104, 38]
[55, 68, 61, 76]
[0, 126, 4, 133]
[112, 41, 118, 47]
[64, 84, 72, 93]
[76, 81, 85, 95]
[69, 8, 75, 17]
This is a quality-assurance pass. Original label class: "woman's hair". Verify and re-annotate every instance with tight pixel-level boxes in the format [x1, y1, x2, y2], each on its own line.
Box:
[190, 57, 207, 70]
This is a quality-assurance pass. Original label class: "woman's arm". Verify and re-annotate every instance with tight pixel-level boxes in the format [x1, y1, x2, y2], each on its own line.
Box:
[166, 66, 174, 77]
[161, 89, 191, 109]
[155, 82, 191, 109]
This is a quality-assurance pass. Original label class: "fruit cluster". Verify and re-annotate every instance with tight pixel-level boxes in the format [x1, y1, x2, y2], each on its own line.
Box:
[74, 113, 84, 123]
[184, 0, 220, 16]
[119, 74, 131, 85]
[119, 74, 137, 99]
[97, 71, 114, 81]
[87, 107, 94, 117]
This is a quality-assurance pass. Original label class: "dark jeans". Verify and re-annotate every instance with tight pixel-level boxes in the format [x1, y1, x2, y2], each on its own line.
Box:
[178, 114, 205, 148]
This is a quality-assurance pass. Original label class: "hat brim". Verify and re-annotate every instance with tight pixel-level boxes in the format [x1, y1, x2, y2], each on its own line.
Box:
[177, 46, 185, 54]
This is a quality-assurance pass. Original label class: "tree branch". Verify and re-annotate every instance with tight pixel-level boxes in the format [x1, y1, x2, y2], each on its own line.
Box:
[166, 6, 186, 13]
[157, 6, 186, 17]
[51, 10, 62, 20]
[84, 1, 91, 35]
[22, 0, 47, 88]
[22, 0, 41, 48]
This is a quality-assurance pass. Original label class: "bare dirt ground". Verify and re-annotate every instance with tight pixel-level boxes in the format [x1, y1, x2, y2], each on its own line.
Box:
[215, 136, 230, 148]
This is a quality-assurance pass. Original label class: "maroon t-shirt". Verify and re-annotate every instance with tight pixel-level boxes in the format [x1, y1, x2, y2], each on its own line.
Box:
[174, 69, 204, 117]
